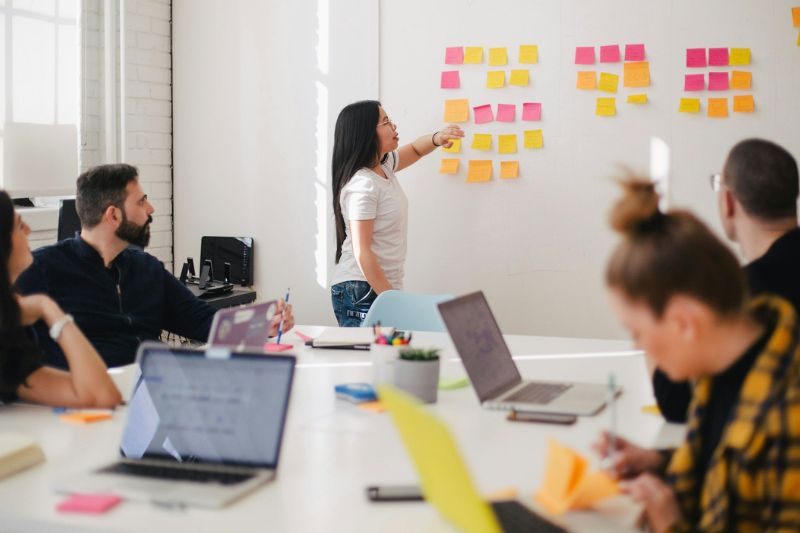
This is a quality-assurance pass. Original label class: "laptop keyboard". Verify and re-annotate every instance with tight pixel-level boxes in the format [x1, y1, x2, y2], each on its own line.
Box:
[100, 462, 254, 485]
[504, 382, 571, 404]
[491, 500, 567, 533]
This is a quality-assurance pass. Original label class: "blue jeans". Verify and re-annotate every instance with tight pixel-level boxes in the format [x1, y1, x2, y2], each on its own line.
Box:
[331, 280, 377, 327]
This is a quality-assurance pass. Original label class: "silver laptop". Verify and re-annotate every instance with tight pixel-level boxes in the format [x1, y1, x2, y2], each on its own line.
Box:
[438, 292, 616, 416]
[207, 300, 278, 350]
[55, 342, 296, 508]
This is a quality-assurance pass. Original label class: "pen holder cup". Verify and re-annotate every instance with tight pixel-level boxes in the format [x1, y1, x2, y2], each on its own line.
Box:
[370, 344, 398, 386]
[393, 357, 440, 404]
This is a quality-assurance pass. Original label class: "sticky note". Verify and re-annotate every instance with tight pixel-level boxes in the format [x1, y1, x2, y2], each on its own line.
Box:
[444, 99, 469, 122]
[471, 133, 492, 151]
[730, 70, 752, 90]
[708, 47, 729, 66]
[798, 30, 800, 47]
[679, 98, 701, 113]
[522, 102, 542, 121]
[488, 47, 508, 66]
[599, 45, 620, 63]
[708, 72, 729, 91]
[473, 104, 494, 124]
[60, 411, 114, 424]
[442, 138, 461, 153]
[439, 159, 460, 175]
[627, 94, 647, 104]
[498, 134, 517, 154]
[509, 69, 529, 86]
[358, 400, 386, 413]
[623, 61, 650, 88]
[597, 72, 619, 93]
[729, 48, 750, 66]
[440, 71, 460, 89]
[733, 94, 755, 113]
[641, 404, 661, 415]
[624, 43, 645, 61]
[575, 46, 595, 65]
[595, 97, 616, 116]
[486, 487, 520, 501]
[684, 73, 705, 91]
[464, 47, 483, 64]
[486, 71, 506, 89]
[707, 97, 729, 118]
[57, 493, 122, 514]
[496, 104, 516, 123]
[445, 47, 464, 65]
[576, 71, 596, 89]
[467, 160, 493, 182]
[264, 343, 292, 352]
[519, 45, 538, 64]
[500, 161, 519, 179]
[793, 7, 800, 27]
[686, 48, 707, 68]
[438, 377, 469, 390]
[524, 129, 544, 149]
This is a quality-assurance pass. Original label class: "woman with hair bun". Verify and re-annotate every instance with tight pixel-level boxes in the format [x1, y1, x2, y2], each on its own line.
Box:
[595, 178, 800, 532]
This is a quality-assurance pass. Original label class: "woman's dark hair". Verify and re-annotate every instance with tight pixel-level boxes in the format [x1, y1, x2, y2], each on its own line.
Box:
[331, 100, 385, 263]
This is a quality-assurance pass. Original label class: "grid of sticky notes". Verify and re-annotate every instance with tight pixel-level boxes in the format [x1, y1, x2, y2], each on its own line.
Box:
[575, 43, 650, 117]
[680, 47, 754, 117]
[793, 7, 800, 46]
[442, 45, 544, 183]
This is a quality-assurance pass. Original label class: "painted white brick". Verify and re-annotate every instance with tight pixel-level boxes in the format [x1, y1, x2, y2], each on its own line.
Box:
[150, 18, 170, 37]
[137, 32, 170, 52]
[149, 84, 170, 100]
[150, 198, 172, 215]
[126, 14, 152, 32]
[147, 181, 172, 199]
[137, 165, 172, 182]
[137, 65, 170, 84]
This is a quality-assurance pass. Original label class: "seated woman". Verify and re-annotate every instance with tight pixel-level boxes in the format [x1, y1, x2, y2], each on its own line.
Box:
[0, 191, 121, 407]
[595, 178, 800, 532]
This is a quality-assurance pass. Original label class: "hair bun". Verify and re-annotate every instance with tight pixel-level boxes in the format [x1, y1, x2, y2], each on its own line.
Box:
[609, 178, 662, 235]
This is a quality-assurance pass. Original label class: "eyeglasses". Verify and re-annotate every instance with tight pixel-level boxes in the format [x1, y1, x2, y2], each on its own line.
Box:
[709, 173, 723, 192]
[377, 117, 396, 128]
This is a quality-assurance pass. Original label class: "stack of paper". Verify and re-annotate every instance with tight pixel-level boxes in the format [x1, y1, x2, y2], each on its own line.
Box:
[311, 327, 395, 348]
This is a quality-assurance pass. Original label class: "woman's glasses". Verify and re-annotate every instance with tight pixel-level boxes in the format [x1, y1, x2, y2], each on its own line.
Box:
[377, 117, 396, 128]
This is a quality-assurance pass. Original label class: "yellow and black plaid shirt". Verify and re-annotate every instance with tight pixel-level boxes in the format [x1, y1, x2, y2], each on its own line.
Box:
[665, 295, 800, 532]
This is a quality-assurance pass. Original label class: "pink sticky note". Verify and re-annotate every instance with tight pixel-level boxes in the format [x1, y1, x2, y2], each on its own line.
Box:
[686, 48, 707, 68]
[264, 343, 293, 352]
[599, 45, 621, 63]
[57, 494, 122, 514]
[708, 72, 729, 91]
[473, 104, 494, 124]
[294, 330, 313, 342]
[708, 48, 728, 66]
[575, 46, 595, 64]
[522, 102, 542, 121]
[496, 104, 516, 122]
[624, 43, 645, 61]
[440, 70, 460, 89]
[445, 47, 464, 65]
[684, 74, 705, 91]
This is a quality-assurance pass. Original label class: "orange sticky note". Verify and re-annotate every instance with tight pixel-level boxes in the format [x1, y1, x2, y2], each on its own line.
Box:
[498, 134, 517, 154]
[439, 158, 460, 174]
[60, 411, 114, 424]
[707, 97, 728, 118]
[488, 47, 508, 66]
[523, 129, 543, 149]
[444, 99, 469, 122]
[358, 400, 386, 413]
[729, 48, 750, 66]
[576, 71, 596, 90]
[442, 138, 461, 153]
[486, 71, 506, 89]
[486, 487, 520, 502]
[500, 161, 519, 179]
[793, 7, 800, 27]
[733, 95, 755, 113]
[597, 72, 619, 93]
[471, 133, 492, 151]
[627, 94, 647, 104]
[467, 160, 492, 182]
[679, 98, 701, 113]
[509, 69, 529, 86]
[464, 47, 483, 64]
[730, 70, 752, 90]
[519, 45, 538, 64]
[623, 61, 650, 88]
[595, 97, 616, 116]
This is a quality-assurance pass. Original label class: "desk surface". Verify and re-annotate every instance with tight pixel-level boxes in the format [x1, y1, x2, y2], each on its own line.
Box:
[0, 327, 683, 533]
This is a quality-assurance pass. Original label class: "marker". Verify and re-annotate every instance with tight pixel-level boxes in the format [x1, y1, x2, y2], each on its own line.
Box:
[276, 288, 290, 345]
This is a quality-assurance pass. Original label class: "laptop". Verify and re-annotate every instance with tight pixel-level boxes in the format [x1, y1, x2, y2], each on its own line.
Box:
[207, 300, 277, 350]
[379, 385, 567, 533]
[438, 292, 615, 416]
[55, 342, 296, 508]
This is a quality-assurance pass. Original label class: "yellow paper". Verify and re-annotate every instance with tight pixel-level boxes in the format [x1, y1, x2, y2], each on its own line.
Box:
[730, 70, 752, 90]
[733, 94, 754, 113]
[499, 161, 519, 179]
[708, 97, 729, 118]
[523, 129, 543, 149]
[471, 133, 492, 151]
[442, 138, 461, 153]
[464, 46, 483, 64]
[641, 404, 661, 415]
[444, 99, 469, 122]
[679, 98, 701, 113]
[797, 30, 800, 47]
[729, 48, 750, 66]
[595, 97, 616, 116]
[439, 159, 460, 175]
[597, 72, 619, 93]
[488, 47, 508, 66]
[467, 160, 493, 182]
[486, 70, 506, 89]
[623, 61, 650, 88]
[498, 134, 517, 154]
[576, 71, 596, 90]
[518, 44, 538, 64]
[509, 69, 529, 86]
[627, 94, 647, 104]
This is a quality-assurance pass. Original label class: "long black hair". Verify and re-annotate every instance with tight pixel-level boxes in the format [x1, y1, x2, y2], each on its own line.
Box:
[331, 100, 386, 263]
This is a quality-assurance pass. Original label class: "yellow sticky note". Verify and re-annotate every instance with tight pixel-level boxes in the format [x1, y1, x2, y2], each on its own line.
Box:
[486, 71, 506, 89]
[442, 138, 461, 153]
[443, 99, 469, 122]
[464, 46, 483, 64]
[627, 94, 647, 104]
[623, 61, 650, 88]
[467, 160, 493, 182]
[518, 45, 538, 64]
[509, 69, 529, 86]
[439, 159, 460, 175]
[733, 94, 755, 113]
[797, 30, 800, 47]
[730, 70, 752, 90]
[523, 129, 543, 149]
[597, 72, 619, 93]
[471, 133, 492, 151]
[708, 97, 729, 118]
[729, 48, 750, 66]
[498, 134, 517, 154]
[488, 47, 508, 66]
[641, 404, 661, 415]
[576, 71, 596, 90]
[679, 97, 701, 113]
[500, 161, 519, 179]
[595, 97, 616, 116]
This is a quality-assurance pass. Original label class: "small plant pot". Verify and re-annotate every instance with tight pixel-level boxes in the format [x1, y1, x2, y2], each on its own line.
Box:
[393, 358, 440, 404]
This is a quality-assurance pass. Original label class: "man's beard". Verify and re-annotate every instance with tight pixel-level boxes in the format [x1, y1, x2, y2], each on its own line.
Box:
[116, 211, 152, 248]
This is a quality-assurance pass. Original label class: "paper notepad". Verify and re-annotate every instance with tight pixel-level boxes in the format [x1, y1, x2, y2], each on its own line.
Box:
[310, 327, 395, 349]
[0, 433, 45, 480]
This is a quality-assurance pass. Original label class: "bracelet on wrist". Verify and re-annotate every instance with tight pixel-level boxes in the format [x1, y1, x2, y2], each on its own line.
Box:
[431, 132, 442, 147]
[49, 314, 75, 341]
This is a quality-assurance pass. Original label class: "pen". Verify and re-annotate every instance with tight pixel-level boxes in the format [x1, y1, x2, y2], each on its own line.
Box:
[276, 288, 290, 345]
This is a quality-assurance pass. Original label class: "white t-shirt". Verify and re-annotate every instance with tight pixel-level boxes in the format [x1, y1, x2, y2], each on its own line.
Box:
[331, 151, 408, 290]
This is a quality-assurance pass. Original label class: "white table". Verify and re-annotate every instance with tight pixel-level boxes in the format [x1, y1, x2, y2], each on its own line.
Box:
[0, 327, 684, 533]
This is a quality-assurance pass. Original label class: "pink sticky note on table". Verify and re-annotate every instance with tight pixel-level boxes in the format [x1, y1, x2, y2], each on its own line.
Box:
[686, 48, 707, 68]
[440, 71, 460, 89]
[264, 343, 293, 352]
[445, 47, 464, 65]
[599, 45, 620, 63]
[708, 48, 728, 66]
[473, 104, 494, 124]
[684, 74, 705, 91]
[575, 46, 595, 64]
[708, 72, 729, 91]
[57, 494, 122, 514]
[496, 104, 516, 122]
[522, 102, 542, 121]
[624, 43, 645, 61]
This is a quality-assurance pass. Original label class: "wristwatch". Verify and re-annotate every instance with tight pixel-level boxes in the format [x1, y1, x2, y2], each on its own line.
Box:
[49, 314, 75, 341]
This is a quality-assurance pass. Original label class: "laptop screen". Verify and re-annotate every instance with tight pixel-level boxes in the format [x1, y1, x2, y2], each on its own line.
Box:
[438, 292, 522, 402]
[120, 345, 295, 469]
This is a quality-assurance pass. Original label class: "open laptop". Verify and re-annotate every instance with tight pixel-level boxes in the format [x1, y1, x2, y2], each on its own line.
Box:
[207, 300, 277, 350]
[438, 292, 615, 415]
[379, 385, 567, 533]
[55, 342, 296, 508]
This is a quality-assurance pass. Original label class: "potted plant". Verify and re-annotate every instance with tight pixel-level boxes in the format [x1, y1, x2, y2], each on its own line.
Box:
[393, 348, 441, 403]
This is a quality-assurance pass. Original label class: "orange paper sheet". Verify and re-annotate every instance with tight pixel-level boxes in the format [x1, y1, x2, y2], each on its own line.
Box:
[60, 411, 114, 424]
[444, 99, 469, 122]
[708, 97, 729, 118]
[793, 6, 800, 27]
[467, 160, 492, 182]
[730, 70, 752, 90]
[439, 159, 460, 174]
[733, 95, 755, 113]
[500, 161, 519, 179]
[576, 71, 596, 90]
[623, 61, 650, 88]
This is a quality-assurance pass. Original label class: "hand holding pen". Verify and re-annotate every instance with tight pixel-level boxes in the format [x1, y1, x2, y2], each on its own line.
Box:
[274, 288, 293, 343]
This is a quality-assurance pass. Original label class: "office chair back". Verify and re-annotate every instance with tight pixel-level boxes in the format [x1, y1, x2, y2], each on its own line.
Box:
[361, 290, 453, 332]
[58, 199, 81, 241]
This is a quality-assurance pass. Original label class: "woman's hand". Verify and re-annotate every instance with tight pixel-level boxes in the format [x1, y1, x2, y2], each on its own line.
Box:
[593, 431, 666, 479]
[435, 124, 465, 148]
[268, 299, 295, 337]
[16, 294, 64, 327]
[627, 473, 682, 533]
